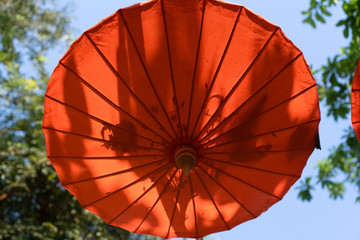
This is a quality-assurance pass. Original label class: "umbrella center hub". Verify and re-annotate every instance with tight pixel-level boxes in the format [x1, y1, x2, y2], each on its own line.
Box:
[174, 146, 197, 178]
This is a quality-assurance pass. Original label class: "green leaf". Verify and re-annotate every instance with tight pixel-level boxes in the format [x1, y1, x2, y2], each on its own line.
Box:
[310, 0, 318, 9]
[344, 25, 349, 38]
[320, 7, 332, 16]
[315, 12, 326, 23]
[303, 17, 317, 28]
[47, 172, 57, 182]
[336, 19, 347, 26]
[298, 189, 312, 201]
[301, 10, 311, 16]
[296, 177, 314, 201]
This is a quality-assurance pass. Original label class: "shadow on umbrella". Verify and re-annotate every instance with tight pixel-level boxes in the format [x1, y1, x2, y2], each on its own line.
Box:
[43, 42, 163, 232]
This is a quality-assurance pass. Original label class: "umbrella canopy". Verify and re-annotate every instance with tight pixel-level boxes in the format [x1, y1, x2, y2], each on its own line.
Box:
[43, 0, 321, 238]
[352, 61, 360, 141]
[351, 61, 360, 141]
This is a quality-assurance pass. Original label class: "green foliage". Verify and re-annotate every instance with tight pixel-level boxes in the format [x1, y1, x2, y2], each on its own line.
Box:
[302, 0, 335, 28]
[0, 1, 161, 239]
[299, 0, 360, 202]
[316, 127, 360, 201]
[0, 0, 72, 78]
[298, 127, 360, 202]
[303, 0, 360, 120]
[296, 177, 314, 201]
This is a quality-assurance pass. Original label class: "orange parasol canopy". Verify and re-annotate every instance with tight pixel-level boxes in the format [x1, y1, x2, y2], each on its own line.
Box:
[43, 0, 321, 238]
[352, 61, 360, 141]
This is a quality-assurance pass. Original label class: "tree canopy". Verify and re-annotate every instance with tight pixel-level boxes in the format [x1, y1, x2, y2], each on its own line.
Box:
[297, 0, 360, 203]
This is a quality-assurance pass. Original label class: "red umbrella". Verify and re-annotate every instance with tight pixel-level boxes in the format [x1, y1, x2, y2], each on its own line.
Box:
[352, 61, 360, 141]
[43, 0, 321, 238]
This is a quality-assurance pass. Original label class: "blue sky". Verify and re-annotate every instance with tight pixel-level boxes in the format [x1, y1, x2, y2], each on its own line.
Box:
[49, 1, 360, 239]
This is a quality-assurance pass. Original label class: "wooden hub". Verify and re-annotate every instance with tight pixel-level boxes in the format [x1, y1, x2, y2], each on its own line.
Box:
[174, 146, 197, 178]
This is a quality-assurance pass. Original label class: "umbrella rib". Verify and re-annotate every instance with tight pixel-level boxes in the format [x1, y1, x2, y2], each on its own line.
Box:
[189, 6, 244, 139]
[83, 164, 171, 208]
[165, 171, 184, 238]
[201, 83, 317, 146]
[352, 120, 360, 124]
[204, 118, 320, 150]
[201, 161, 281, 200]
[58, 61, 170, 144]
[84, 33, 174, 141]
[44, 95, 166, 147]
[62, 159, 166, 186]
[188, 174, 199, 238]
[108, 166, 176, 224]
[47, 154, 166, 159]
[193, 168, 231, 230]
[194, 26, 280, 141]
[134, 169, 179, 234]
[197, 164, 256, 218]
[42, 126, 165, 152]
[118, 10, 178, 139]
[198, 52, 304, 143]
[186, 0, 207, 138]
[204, 157, 301, 178]
[160, 0, 184, 138]
[203, 118, 320, 151]
[204, 147, 315, 155]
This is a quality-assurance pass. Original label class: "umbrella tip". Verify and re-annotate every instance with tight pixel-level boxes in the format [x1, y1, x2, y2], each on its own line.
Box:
[174, 146, 197, 178]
